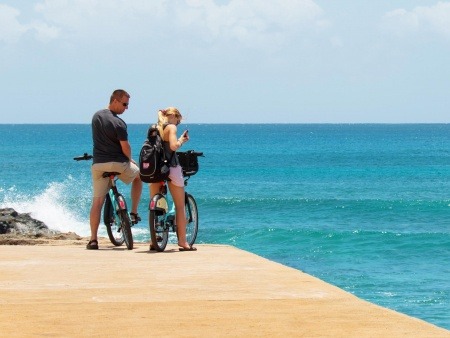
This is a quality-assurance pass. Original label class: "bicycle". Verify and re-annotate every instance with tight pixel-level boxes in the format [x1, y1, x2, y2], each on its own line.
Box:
[73, 153, 134, 250]
[149, 150, 203, 252]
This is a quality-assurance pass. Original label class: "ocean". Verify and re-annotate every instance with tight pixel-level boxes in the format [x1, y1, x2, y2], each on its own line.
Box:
[0, 123, 449, 330]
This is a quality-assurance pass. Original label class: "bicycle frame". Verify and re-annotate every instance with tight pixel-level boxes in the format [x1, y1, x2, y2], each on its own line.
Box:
[148, 150, 202, 252]
[102, 173, 134, 250]
[149, 181, 194, 232]
[150, 182, 176, 232]
[148, 178, 198, 252]
[74, 153, 134, 250]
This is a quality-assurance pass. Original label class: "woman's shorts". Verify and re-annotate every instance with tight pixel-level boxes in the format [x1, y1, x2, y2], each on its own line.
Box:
[91, 161, 139, 197]
[169, 165, 184, 187]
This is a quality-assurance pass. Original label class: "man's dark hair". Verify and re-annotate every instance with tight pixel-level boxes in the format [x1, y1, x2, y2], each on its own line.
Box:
[110, 89, 130, 104]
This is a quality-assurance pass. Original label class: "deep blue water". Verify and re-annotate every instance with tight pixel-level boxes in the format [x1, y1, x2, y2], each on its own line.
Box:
[0, 123, 449, 330]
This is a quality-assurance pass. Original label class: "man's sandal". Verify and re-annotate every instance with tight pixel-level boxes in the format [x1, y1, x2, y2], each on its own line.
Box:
[86, 239, 98, 250]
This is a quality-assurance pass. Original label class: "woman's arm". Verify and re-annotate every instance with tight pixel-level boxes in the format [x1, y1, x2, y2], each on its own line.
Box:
[165, 125, 188, 151]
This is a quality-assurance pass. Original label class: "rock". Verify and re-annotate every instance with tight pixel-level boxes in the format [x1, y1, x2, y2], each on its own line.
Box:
[52, 232, 82, 240]
[0, 208, 56, 236]
[0, 208, 84, 245]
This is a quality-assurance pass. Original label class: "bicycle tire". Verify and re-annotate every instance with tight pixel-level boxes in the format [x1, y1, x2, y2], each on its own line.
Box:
[118, 210, 133, 250]
[149, 195, 169, 252]
[104, 195, 124, 246]
[185, 193, 198, 246]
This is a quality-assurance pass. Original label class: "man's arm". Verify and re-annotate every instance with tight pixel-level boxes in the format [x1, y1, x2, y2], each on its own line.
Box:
[120, 140, 132, 162]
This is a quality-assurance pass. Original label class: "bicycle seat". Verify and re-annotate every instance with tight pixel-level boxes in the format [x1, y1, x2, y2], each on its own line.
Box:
[102, 172, 121, 178]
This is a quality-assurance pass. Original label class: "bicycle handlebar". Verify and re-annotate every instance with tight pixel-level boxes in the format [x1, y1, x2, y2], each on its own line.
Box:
[73, 151, 201, 162]
[181, 150, 203, 157]
[73, 153, 93, 161]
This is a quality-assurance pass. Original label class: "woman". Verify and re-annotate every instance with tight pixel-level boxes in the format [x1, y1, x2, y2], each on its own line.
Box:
[150, 107, 195, 251]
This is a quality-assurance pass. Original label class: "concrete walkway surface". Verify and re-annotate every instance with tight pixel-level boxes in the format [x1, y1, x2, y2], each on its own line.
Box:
[0, 242, 448, 337]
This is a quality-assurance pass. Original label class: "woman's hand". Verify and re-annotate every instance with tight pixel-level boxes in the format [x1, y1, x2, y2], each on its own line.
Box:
[179, 130, 189, 144]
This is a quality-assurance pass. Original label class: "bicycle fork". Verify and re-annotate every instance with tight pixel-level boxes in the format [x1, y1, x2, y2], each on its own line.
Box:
[185, 192, 193, 223]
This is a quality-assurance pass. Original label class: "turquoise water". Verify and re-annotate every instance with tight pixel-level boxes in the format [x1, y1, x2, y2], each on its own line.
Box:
[0, 124, 449, 330]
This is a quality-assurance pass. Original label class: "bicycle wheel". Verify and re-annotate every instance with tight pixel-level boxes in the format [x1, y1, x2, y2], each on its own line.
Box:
[104, 195, 124, 246]
[185, 193, 198, 246]
[149, 195, 169, 252]
[118, 210, 133, 250]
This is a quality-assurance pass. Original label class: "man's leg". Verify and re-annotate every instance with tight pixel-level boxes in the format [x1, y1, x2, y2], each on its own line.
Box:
[130, 175, 142, 215]
[89, 195, 106, 241]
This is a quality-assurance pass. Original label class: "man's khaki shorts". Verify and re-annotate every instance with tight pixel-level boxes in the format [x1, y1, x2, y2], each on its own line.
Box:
[91, 161, 139, 197]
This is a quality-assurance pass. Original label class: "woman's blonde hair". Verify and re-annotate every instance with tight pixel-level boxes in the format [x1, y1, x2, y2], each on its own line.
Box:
[156, 107, 182, 136]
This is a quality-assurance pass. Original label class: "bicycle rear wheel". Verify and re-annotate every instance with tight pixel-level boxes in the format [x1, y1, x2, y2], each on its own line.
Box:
[118, 210, 133, 250]
[149, 193, 169, 252]
[104, 195, 124, 246]
[149, 210, 169, 252]
[185, 193, 198, 246]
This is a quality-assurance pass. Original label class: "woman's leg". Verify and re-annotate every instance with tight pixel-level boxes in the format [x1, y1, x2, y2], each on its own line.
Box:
[168, 182, 190, 249]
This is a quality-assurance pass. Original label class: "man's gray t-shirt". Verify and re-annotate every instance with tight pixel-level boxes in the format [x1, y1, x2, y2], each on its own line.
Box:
[92, 109, 129, 164]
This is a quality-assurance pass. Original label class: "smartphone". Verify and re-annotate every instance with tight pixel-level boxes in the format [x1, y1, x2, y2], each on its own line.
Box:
[183, 130, 189, 137]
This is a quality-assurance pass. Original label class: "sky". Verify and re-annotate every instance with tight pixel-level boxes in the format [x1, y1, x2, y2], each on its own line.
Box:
[1, 0, 449, 124]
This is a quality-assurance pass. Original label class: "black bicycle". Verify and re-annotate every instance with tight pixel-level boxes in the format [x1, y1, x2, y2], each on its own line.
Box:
[149, 150, 203, 252]
[74, 153, 134, 250]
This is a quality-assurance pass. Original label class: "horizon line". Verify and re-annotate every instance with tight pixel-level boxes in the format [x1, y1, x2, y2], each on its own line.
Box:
[1, 122, 449, 125]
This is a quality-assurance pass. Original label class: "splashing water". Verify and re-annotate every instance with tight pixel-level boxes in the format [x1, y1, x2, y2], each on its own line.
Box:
[0, 177, 92, 237]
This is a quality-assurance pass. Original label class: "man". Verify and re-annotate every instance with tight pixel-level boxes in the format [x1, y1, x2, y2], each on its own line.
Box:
[87, 89, 142, 250]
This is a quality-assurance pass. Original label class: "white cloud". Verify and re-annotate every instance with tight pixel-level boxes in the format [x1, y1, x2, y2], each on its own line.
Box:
[0, 4, 28, 43]
[30, 0, 326, 48]
[0, 4, 59, 43]
[31, 21, 60, 42]
[382, 1, 450, 38]
[179, 0, 326, 47]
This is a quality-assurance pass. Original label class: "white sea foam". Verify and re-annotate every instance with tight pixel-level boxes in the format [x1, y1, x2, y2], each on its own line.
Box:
[0, 178, 93, 237]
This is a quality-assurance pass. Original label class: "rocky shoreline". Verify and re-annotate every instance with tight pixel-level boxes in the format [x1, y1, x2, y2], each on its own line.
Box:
[0, 208, 84, 245]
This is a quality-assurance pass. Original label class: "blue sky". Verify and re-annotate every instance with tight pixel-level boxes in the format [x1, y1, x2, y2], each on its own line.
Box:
[1, 0, 449, 123]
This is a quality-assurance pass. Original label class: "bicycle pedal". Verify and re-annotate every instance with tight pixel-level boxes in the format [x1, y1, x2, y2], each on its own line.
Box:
[130, 213, 141, 224]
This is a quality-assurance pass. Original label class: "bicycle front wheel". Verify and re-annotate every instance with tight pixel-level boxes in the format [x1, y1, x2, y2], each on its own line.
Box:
[118, 210, 133, 250]
[185, 193, 198, 246]
[104, 195, 124, 246]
